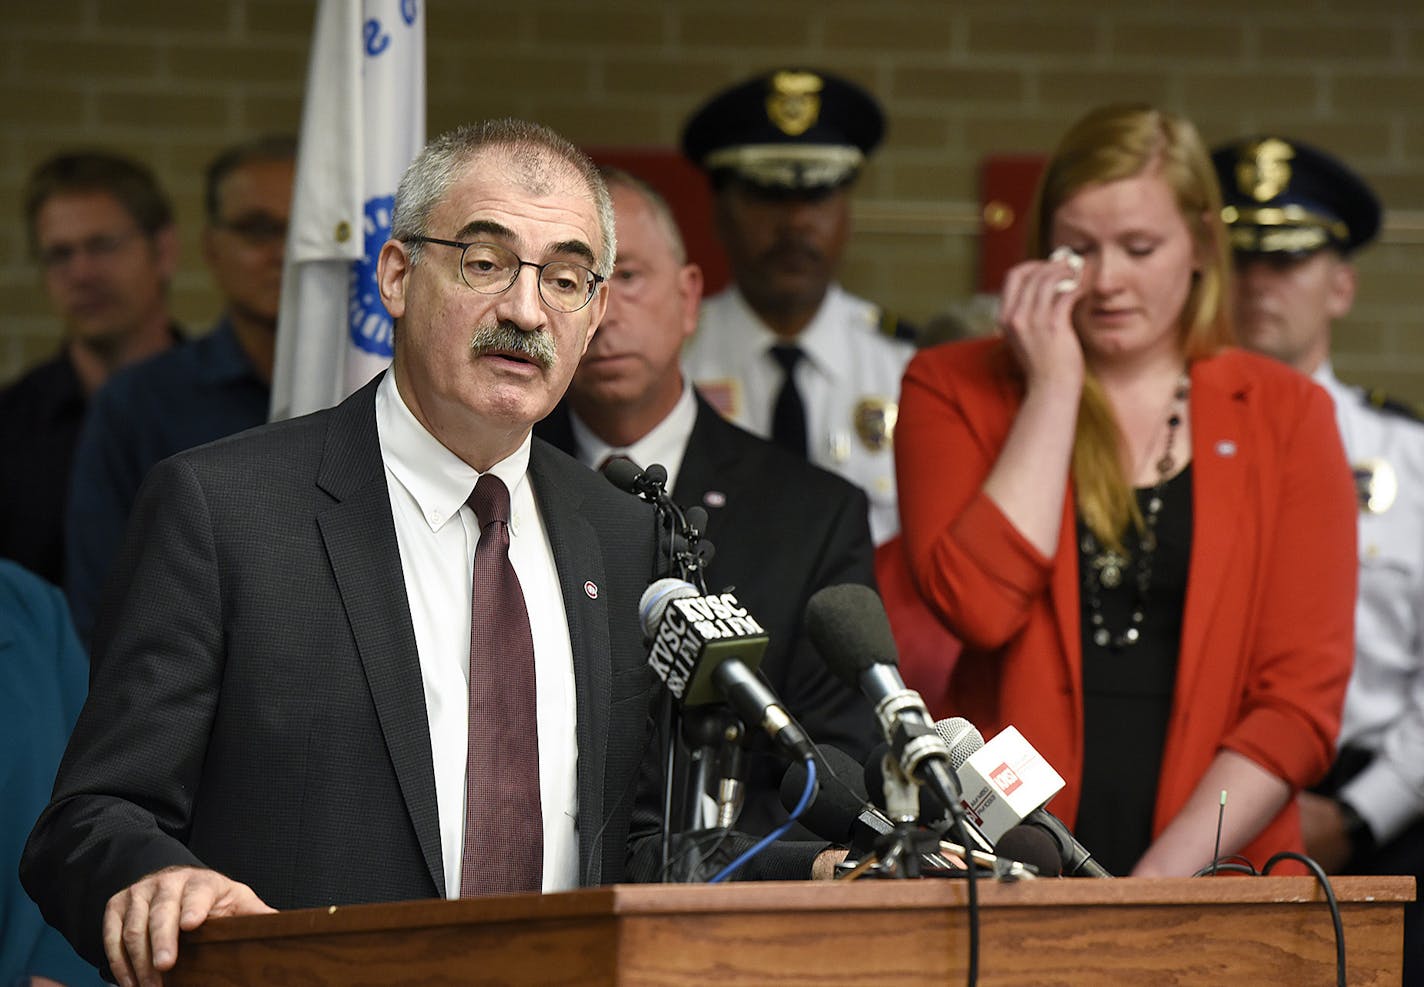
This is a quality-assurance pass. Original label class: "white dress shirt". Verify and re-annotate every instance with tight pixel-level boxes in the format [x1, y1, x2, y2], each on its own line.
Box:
[568, 380, 697, 490]
[683, 282, 913, 544]
[375, 371, 579, 896]
[1315, 363, 1424, 843]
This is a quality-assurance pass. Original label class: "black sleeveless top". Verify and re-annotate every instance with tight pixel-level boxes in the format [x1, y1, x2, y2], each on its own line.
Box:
[1072, 464, 1193, 876]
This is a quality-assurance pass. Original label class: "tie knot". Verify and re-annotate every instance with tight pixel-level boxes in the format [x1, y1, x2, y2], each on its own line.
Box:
[468, 473, 511, 527]
[770, 343, 804, 373]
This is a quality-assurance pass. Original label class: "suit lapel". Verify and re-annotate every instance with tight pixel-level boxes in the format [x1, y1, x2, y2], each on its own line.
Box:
[314, 377, 445, 896]
[528, 442, 612, 886]
[672, 396, 743, 515]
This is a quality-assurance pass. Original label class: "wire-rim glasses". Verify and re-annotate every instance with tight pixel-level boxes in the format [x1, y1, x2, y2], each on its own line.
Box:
[406, 236, 605, 313]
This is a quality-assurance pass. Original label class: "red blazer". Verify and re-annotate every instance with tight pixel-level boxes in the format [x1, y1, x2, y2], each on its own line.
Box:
[896, 338, 1356, 869]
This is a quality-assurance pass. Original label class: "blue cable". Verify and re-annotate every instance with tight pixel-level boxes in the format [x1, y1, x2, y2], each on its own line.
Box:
[707, 755, 817, 884]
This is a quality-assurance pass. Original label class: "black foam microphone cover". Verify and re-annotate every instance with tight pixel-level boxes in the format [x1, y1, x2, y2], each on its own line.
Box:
[780, 746, 875, 845]
[805, 584, 899, 685]
[601, 457, 645, 493]
[996, 825, 1063, 877]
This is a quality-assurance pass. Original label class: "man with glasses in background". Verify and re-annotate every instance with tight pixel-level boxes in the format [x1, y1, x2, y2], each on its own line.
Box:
[64, 136, 296, 643]
[0, 151, 182, 586]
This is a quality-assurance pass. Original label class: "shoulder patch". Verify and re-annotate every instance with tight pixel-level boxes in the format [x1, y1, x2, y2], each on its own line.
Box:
[876, 309, 920, 343]
[1364, 387, 1424, 423]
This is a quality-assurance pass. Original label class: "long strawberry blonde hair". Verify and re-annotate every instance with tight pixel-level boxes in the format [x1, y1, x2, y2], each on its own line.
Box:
[1026, 104, 1234, 552]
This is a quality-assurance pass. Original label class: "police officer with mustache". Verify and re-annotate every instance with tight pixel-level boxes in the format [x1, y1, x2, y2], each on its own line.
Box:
[680, 69, 915, 546]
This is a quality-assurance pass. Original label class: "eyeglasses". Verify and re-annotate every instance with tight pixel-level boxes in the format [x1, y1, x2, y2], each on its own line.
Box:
[406, 237, 604, 313]
[38, 229, 144, 271]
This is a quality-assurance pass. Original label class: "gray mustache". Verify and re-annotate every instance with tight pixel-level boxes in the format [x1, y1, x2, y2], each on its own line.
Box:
[470, 321, 557, 371]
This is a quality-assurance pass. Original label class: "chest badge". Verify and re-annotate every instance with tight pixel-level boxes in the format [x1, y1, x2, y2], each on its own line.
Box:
[853, 397, 897, 452]
[696, 377, 742, 422]
[1354, 457, 1397, 514]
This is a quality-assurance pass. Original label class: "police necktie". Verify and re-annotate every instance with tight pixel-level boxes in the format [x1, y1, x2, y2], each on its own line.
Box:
[770, 343, 808, 458]
[461, 473, 543, 896]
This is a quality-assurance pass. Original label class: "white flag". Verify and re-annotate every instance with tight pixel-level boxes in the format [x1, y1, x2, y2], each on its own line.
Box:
[270, 0, 426, 421]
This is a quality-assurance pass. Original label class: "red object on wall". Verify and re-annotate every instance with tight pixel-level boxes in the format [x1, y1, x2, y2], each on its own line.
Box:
[978, 155, 1047, 295]
[586, 147, 730, 295]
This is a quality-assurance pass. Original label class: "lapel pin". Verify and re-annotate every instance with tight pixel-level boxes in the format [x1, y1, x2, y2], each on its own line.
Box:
[584, 581, 599, 600]
[703, 491, 726, 508]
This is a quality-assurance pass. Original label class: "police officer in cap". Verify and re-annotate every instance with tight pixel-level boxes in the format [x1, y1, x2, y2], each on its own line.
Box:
[680, 68, 915, 545]
[1214, 134, 1424, 975]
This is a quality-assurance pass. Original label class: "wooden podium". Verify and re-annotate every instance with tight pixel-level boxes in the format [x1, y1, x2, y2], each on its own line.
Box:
[171, 876, 1410, 985]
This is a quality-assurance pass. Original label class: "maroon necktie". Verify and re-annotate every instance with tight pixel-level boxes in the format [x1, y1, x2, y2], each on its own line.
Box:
[460, 473, 543, 896]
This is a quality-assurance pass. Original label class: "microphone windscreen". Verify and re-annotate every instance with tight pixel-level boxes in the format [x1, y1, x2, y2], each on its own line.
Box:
[684, 505, 709, 533]
[780, 746, 872, 844]
[601, 457, 644, 493]
[805, 583, 899, 686]
[638, 578, 699, 638]
[644, 463, 669, 488]
[995, 824, 1063, 877]
[934, 716, 986, 770]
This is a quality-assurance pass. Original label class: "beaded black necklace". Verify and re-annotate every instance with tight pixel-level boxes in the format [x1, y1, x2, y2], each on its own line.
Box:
[1080, 373, 1190, 650]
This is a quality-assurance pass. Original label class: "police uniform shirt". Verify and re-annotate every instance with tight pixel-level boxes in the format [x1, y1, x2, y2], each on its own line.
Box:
[1315, 363, 1424, 844]
[683, 282, 913, 545]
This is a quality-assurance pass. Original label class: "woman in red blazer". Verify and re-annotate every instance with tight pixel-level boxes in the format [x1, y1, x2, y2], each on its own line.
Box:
[897, 104, 1355, 876]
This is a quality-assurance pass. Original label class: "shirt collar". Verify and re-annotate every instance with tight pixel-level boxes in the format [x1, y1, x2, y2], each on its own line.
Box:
[375, 370, 532, 532]
[568, 379, 697, 490]
[728, 282, 847, 379]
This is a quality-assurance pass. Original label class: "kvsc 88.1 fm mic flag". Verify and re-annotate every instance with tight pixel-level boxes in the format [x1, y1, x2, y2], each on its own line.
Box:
[640, 578, 814, 760]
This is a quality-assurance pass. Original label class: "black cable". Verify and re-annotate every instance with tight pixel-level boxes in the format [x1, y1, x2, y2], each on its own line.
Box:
[946, 811, 980, 987]
[1262, 851, 1346, 987]
[1192, 854, 1257, 877]
[1191, 860, 1258, 877]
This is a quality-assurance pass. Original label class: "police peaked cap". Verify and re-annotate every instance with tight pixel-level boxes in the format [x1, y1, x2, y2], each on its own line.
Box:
[681, 68, 885, 192]
[1211, 135, 1382, 256]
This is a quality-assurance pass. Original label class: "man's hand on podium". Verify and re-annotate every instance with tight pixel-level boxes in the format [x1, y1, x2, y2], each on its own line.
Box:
[812, 848, 850, 880]
[102, 864, 274, 987]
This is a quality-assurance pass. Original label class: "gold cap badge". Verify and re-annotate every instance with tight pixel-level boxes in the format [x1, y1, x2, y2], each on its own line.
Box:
[766, 71, 823, 137]
[1236, 138, 1295, 203]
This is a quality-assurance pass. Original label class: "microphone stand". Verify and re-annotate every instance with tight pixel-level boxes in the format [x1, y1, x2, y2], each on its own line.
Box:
[609, 462, 734, 880]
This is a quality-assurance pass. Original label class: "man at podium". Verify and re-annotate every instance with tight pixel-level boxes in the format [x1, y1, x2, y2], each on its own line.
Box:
[22, 120, 668, 987]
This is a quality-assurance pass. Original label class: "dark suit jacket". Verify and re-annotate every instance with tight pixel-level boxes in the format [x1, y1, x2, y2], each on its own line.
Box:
[539, 392, 881, 836]
[22, 375, 660, 969]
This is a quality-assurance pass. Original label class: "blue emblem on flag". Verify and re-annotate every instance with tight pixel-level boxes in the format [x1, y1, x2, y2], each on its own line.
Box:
[349, 195, 395, 358]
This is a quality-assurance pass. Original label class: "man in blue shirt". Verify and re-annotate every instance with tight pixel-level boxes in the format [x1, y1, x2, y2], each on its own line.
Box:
[0, 560, 106, 987]
[65, 137, 296, 643]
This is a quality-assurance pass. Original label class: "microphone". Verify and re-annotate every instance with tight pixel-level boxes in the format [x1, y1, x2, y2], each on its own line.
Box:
[862, 720, 985, 832]
[600, 456, 648, 495]
[939, 720, 1112, 879]
[782, 750, 1042, 878]
[640, 578, 812, 760]
[995, 825, 1063, 878]
[805, 584, 974, 839]
[780, 746, 902, 852]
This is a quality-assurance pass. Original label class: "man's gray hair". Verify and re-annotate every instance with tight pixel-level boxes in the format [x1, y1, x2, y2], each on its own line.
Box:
[391, 119, 615, 277]
[597, 165, 688, 265]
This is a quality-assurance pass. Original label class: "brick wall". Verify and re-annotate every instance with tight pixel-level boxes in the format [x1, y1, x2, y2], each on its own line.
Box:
[4, 0, 1422, 399]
